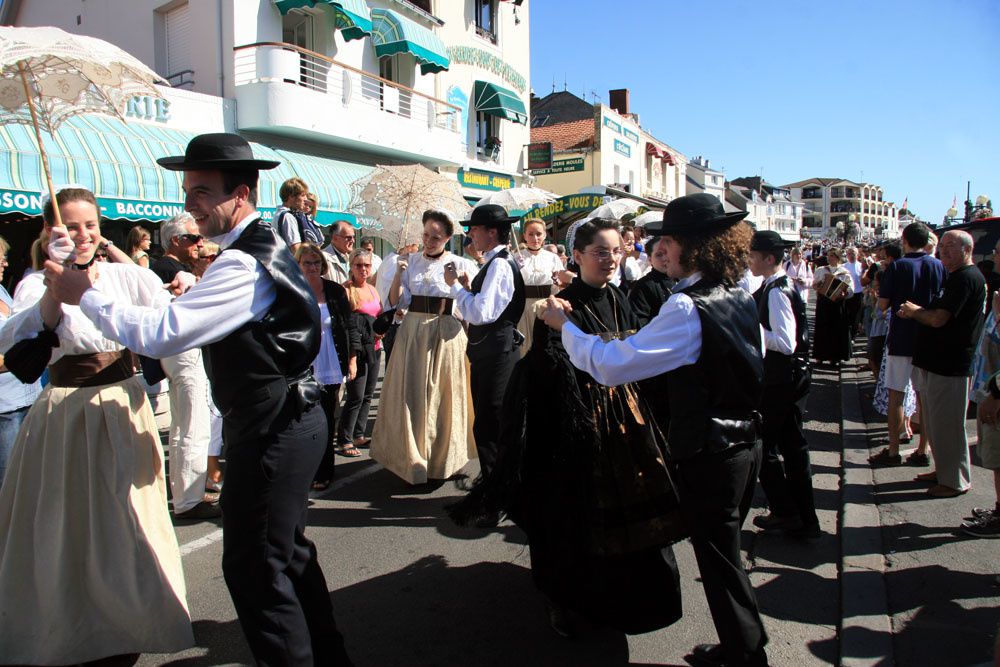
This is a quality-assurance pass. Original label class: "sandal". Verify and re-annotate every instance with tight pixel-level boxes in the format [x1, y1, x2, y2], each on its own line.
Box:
[914, 470, 938, 483]
[906, 451, 930, 466]
[335, 444, 363, 458]
[868, 448, 902, 466]
[311, 479, 332, 492]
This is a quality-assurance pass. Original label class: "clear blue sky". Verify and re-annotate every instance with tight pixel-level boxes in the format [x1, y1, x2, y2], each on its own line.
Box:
[528, 0, 1000, 222]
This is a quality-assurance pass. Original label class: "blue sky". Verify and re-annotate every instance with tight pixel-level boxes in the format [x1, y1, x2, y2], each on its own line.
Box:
[528, 0, 1000, 222]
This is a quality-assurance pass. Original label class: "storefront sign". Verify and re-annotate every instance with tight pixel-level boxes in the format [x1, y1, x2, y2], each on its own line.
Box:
[525, 193, 606, 220]
[527, 142, 553, 170]
[0, 188, 184, 221]
[458, 168, 514, 191]
[622, 128, 640, 143]
[613, 139, 631, 157]
[125, 95, 171, 123]
[602, 116, 621, 134]
[446, 46, 527, 93]
[531, 157, 585, 176]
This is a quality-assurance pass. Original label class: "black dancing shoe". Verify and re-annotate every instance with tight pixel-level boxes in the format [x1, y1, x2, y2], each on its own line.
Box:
[688, 643, 726, 667]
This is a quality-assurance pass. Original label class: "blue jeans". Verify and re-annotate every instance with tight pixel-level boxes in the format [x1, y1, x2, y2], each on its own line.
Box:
[0, 406, 29, 486]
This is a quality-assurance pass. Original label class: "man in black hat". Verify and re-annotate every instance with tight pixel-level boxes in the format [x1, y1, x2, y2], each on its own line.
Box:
[541, 193, 768, 666]
[748, 230, 820, 539]
[44, 133, 352, 665]
[444, 204, 525, 514]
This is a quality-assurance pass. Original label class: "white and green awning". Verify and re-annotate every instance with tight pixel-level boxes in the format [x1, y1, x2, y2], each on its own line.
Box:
[370, 7, 449, 75]
[0, 114, 372, 225]
[273, 0, 372, 42]
[473, 80, 527, 125]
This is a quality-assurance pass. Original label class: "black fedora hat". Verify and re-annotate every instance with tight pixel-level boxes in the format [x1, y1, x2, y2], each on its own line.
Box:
[463, 203, 519, 230]
[645, 193, 748, 237]
[751, 230, 794, 253]
[157, 133, 280, 171]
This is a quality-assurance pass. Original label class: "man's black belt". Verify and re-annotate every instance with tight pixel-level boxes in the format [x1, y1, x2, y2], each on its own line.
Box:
[524, 285, 551, 299]
[409, 295, 454, 315]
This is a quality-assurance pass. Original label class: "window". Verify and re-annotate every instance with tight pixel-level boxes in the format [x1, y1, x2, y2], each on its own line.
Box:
[530, 115, 550, 128]
[282, 12, 318, 88]
[404, 0, 432, 11]
[711, 175, 721, 185]
[475, 0, 497, 43]
[159, 2, 192, 87]
[378, 55, 413, 118]
[802, 187, 821, 199]
[475, 111, 500, 159]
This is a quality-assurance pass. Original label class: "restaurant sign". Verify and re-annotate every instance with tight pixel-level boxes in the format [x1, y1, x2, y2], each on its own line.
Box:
[524, 193, 606, 220]
[622, 128, 640, 143]
[530, 157, 585, 176]
[613, 139, 631, 157]
[458, 168, 514, 191]
[602, 116, 621, 134]
[0, 188, 185, 221]
[527, 142, 553, 170]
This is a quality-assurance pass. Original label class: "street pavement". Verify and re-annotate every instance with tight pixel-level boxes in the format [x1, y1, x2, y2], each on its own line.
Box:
[138, 338, 998, 666]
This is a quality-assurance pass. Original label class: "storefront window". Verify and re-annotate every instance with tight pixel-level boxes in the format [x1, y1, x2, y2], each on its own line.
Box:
[475, 111, 500, 159]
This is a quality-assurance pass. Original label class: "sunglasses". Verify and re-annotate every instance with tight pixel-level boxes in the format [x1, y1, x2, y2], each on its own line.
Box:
[179, 234, 203, 243]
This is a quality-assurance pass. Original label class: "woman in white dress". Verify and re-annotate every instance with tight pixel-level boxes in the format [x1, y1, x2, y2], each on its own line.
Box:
[784, 246, 813, 302]
[370, 210, 478, 484]
[515, 218, 563, 356]
[0, 188, 193, 665]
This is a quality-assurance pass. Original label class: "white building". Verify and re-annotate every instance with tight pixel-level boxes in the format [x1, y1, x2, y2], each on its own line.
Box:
[727, 177, 803, 242]
[782, 177, 899, 240]
[686, 155, 725, 202]
[6, 0, 533, 239]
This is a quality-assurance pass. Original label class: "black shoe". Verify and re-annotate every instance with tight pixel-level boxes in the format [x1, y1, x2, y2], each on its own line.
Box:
[173, 500, 222, 521]
[688, 643, 725, 667]
[752, 512, 802, 531]
[966, 507, 995, 521]
[962, 515, 1000, 539]
[474, 511, 500, 529]
[787, 523, 822, 540]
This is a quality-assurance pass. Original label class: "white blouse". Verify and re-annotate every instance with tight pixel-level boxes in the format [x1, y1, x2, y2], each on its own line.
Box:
[516, 248, 563, 287]
[398, 251, 478, 317]
[0, 263, 172, 363]
[313, 302, 344, 386]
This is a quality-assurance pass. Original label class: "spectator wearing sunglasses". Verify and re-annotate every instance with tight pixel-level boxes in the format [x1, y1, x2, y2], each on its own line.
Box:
[152, 212, 204, 283]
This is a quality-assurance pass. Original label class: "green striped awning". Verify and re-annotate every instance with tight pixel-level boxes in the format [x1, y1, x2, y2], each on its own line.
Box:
[370, 8, 449, 75]
[273, 0, 372, 42]
[0, 114, 372, 225]
[473, 80, 527, 125]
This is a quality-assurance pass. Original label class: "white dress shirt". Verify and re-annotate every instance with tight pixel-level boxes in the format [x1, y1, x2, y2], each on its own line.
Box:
[561, 271, 767, 387]
[516, 248, 562, 286]
[452, 245, 515, 326]
[738, 270, 764, 294]
[844, 260, 864, 294]
[78, 213, 276, 359]
[398, 251, 477, 319]
[0, 284, 42, 412]
[375, 251, 399, 308]
[784, 259, 813, 299]
[761, 270, 797, 355]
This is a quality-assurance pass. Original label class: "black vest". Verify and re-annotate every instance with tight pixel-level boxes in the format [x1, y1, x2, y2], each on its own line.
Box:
[647, 280, 763, 461]
[753, 275, 810, 386]
[202, 218, 321, 441]
[466, 249, 526, 361]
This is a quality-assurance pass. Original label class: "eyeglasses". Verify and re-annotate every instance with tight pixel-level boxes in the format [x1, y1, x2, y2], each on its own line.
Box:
[301, 259, 323, 268]
[179, 234, 203, 243]
[584, 248, 624, 260]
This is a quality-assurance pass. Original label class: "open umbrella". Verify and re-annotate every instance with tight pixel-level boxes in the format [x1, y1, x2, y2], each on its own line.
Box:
[349, 164, 471, 248]
[586, 198, 646, 221]
[0, 26, 166, 226]
[474, 186, 557, 216]
[633, 210, 665, 227]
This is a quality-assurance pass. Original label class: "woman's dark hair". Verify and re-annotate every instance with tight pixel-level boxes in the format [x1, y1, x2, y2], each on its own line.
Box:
[42, 188, 98, 227]
[422, 209, 454, 236]
[572, 218, 619, 252]
[883, 242, 902, 260]
[644, 236, 660, 253]
[676, 222, 753, 287]
[496, 225, 511, 245]
[126, 225, 150, 255]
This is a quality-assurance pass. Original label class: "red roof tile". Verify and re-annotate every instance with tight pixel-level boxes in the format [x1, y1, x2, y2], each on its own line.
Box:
[530, 119, 595, 151]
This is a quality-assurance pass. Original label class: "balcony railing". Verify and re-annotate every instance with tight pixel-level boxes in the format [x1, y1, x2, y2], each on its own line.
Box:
[233, 42, 462, 135]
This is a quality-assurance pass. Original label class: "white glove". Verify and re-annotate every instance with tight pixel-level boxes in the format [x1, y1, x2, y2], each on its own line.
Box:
[47, 226, 76, 264]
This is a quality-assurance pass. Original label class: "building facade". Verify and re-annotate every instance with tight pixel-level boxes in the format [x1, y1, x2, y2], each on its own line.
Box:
[727, 177, 804, 242]
[9, 0, 533, 235]
[685, 155, 725, 202]
[782, 177, 899, 240]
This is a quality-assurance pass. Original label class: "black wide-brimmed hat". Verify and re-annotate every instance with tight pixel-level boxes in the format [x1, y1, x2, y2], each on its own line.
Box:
[751, 230, 794, 252]
[157, 133, 280, 171]
[463, 204, 519, 230]
[645, 193, 748, 237]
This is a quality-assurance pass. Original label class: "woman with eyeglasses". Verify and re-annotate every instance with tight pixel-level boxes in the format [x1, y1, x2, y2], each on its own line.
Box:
[294, 243, 360, 490]
[450, 217, 683, 637]
[338, 248, 383, 452]
[371, 210, 478, 485]
[0, 188, 193, 664]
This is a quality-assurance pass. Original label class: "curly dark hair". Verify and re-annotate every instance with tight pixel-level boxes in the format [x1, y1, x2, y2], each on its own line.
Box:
[677, 222, 752, 286]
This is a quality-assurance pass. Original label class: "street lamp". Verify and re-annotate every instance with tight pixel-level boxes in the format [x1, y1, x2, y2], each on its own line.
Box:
[943, 206, 961, 226]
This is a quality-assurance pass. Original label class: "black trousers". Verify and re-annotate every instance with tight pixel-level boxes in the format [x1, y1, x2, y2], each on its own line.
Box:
[758, 383, 818, 527]
[338, 350, 381, 444]
[313, 383, 341, 483]
[675, 443, 768, 666]
[220, 402, 352, 666]
[468, 348, 518, 477]
[845, 293, 863, 336]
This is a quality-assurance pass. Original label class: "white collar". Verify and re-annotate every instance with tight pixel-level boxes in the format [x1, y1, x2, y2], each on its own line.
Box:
[214, 212, 260, 250]
[675, 271, 703, 291]
[484, 245, 507, 262]
[764, 268, 787, 286]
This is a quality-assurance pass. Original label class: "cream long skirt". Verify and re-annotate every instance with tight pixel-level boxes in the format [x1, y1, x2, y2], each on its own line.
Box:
[0, 376, 193, 664]
[371, 312, 476, 484]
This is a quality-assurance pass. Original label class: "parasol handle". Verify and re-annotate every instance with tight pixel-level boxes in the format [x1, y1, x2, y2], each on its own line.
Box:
[18, 60, 63, 228]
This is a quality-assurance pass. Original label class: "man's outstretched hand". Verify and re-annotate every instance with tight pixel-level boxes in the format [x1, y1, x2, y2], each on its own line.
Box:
[43, 260, 95, 306]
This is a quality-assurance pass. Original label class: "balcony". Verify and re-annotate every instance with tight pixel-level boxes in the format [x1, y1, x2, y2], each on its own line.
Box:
[233, 42, 464, 165]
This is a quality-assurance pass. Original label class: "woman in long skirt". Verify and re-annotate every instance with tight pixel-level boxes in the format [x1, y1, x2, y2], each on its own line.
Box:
[812, 247, 853, 366]
[515, 218, 562, 356]
[371, 211, 478, 484]
[0, 188, 192, 665]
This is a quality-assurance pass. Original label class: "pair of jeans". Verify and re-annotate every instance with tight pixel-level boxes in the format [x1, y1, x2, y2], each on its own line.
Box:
[0, 405, 29, 486]
[338, 350, 381, 445]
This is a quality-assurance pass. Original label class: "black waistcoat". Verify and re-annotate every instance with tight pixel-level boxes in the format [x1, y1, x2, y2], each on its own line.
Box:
[202, 218, 321, 441]
[466, 248, 526, 361]
[753, 275, 810, 385]
[647, 279, 763, 461]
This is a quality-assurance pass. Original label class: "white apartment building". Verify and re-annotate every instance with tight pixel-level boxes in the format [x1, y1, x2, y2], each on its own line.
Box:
[686, 156, 725, 202]
[783, 177, 899, 240]
[6, 0, 532, 239]
[727, 178, 803, 242]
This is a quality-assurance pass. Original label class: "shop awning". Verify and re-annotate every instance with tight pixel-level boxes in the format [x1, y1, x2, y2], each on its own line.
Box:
[370, 8, 449, 75]
[272, 0, 372, 41]
[0, 114, 372, 225]
[473, 80, 527, 125]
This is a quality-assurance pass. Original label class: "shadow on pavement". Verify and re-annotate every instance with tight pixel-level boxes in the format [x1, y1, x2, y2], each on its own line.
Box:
[158, 619, 253, 666]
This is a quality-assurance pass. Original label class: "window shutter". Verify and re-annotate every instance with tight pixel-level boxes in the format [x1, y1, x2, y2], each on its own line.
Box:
[164, 3, 191, 77]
